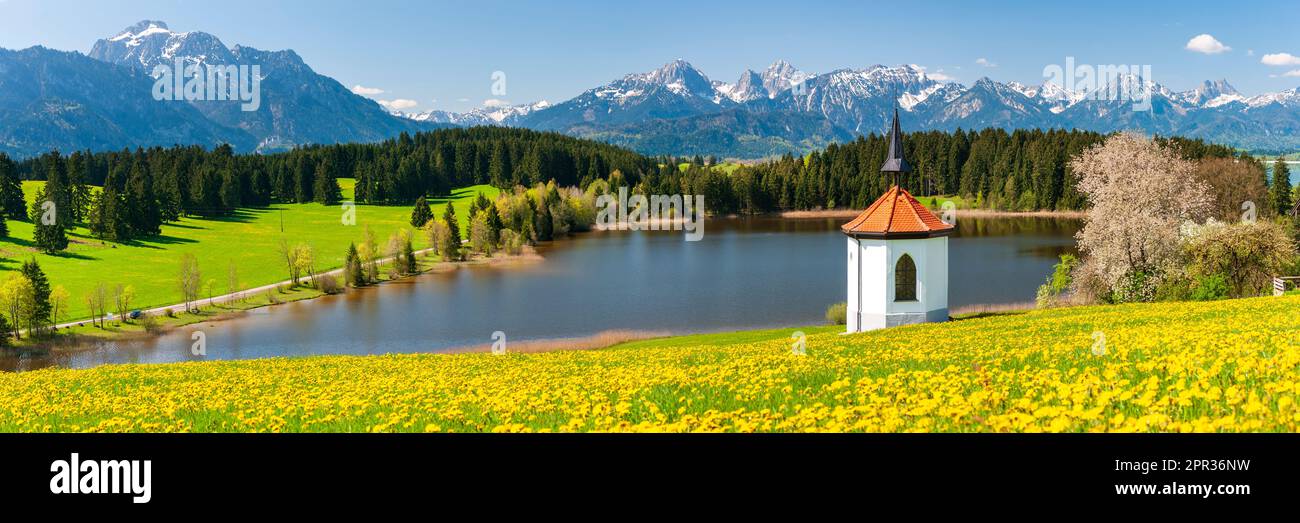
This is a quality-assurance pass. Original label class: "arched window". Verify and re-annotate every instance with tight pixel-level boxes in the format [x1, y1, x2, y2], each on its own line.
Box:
[895, 254, 917, 301]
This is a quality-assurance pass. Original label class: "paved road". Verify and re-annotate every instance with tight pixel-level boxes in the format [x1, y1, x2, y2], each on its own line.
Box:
[52, 247, 438, 330]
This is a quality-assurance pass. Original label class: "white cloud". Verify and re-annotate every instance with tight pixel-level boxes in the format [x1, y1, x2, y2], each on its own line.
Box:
[1262, 52, 1300, 66]
[927, 70, 956, 81]
[350, 85, 385, 96]
[975, 58, 997, 68]
[1247, 49, 1254, 57]
[1185, 34, 1230, 54]
[1284, 70, 1300, 78]
[482, 99, 512, 108]
[376, 99, 418, 110]
[456, 97, 470, 103]
[914, 65, 955, 82]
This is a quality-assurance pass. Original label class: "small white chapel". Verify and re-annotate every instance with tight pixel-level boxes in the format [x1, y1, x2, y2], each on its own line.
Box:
[841, 109, 954, 332]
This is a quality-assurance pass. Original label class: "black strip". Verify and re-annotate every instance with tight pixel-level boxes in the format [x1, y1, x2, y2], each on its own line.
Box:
[2, 433, 1293, 512]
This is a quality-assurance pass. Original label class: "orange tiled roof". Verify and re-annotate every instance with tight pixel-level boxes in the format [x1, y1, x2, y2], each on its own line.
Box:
[841, 185, 955, 238]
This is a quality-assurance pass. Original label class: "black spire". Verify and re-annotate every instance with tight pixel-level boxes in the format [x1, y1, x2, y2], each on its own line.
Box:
[879, 106, 911, 186]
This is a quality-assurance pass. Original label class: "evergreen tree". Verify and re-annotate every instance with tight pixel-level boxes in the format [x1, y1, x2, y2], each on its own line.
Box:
[66, 151, 92, 223]
[29, 186, 68, 253]
[410, 195, 433, 227]
[125, 158, 162, 235]
[1272, 158, 1293, 216]
[402, 236, 417, 274]
[313, 160, 341, 205]
[0, 310, 10, 347]
[20, 259, 51, 335]
[41, 151, 73, 225]
[344, 242, 366, 287]
[220, 169, 242, 212]
[294, 155, 315, 203]
[443, 203, 461, 243]
[0, 153, 23, 220]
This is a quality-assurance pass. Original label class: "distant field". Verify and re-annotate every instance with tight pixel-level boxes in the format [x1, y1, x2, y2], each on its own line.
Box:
[2, 294, 1296, 432]
[0, 179, 496, 320]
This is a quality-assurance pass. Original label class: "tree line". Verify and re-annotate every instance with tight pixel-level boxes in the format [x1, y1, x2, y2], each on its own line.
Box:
[0, 126, 1266, 256]
[0, 127, 650, 252]
[629, 129, 1249, 215]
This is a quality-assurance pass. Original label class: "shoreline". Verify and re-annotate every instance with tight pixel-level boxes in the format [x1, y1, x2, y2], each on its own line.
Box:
[9, 246, 545, 356]
[11, 206, 1064, 363]
[779, 208, 1087, 219]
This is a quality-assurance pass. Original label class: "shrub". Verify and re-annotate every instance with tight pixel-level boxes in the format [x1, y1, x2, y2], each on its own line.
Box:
[138, 313, 160, 333]
[317, 273, 342, 294]
[1111, 267, 1160, 303]
[1189, 274, 1230, 301]
[1182, 219, 1295, 298]
[825, 302, 847, 325]
[1036, 254, 1077, 308]
[499, 229, 523, 256]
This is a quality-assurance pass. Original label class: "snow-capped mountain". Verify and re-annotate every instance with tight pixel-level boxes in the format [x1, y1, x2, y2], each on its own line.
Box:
[520, 59, 740, 131]
[1245, 87, 1300, 109]
[0, 46, 257, 157]
[86, 20, 430, 153]
[760, 60, 807, 95]
[1006, 81, 1085, 113]
[711, 60, 811, 103]
[392, 58, 1300, 157]
[90, 21, 235, 71]
[398, 100, 552, 127]
[7, 20, 1300, 159]
[1178, 79, 1244, 108]
[718, 69, 767, 103]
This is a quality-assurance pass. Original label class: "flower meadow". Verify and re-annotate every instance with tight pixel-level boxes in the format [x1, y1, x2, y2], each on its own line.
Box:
[2, 295, 1298, 433]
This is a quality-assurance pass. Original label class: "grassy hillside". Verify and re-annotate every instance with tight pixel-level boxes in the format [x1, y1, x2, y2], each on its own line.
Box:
[0, 180, 497, 320]
[2, 294, 1297, 432]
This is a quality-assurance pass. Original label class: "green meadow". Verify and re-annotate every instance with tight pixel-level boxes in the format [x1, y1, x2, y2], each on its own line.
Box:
[0, 179, 497, 321]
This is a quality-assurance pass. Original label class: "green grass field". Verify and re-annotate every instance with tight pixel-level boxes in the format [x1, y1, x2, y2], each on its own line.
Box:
[1, 179, 496, 321]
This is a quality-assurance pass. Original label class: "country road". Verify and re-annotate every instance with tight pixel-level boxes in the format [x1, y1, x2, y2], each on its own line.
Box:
[50, 247, 439, 331]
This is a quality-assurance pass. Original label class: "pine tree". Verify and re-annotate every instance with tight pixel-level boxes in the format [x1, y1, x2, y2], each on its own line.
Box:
[0, 153, 23, 220]
[126, 158, 162, 235]
[344, 242, 365, 287]
[0, 311, 11, 347]
[402, 236, 417, 274]
[220, 169, 242, 212]
[1272, 158, 1293, 216]
[410, 195, 433, 227]
[29, 186, 68, 253]
[20, 259, 51, 336]
[443, 203, 461, 243]
[41, 151, 73, 225]
[294, 155, 315, 203]
[313, 160, 341, 205]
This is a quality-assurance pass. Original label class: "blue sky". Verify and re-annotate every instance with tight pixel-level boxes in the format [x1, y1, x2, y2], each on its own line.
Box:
[2, 0, 1299, 112]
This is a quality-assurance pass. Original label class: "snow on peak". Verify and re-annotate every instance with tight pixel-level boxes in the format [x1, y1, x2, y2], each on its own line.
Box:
[898, 84, 942, 110]
[109, 21, 175, 46]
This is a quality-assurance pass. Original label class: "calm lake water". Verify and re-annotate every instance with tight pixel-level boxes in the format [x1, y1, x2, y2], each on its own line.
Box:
[1, 216, 1081, 371]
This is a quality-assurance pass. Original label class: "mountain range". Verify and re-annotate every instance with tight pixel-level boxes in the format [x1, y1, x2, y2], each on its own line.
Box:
[0, 21, 436, 158]
[416, 59, 1300, 157]
[2, 20, 1299, 159]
